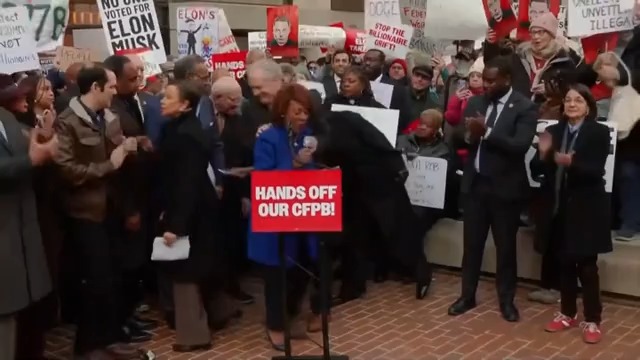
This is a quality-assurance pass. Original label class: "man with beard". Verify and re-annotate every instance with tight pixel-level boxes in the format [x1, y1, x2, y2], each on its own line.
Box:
[447, 56, 537, 322]
[362, 49, 411, 131]
[103, 55, 156, 343]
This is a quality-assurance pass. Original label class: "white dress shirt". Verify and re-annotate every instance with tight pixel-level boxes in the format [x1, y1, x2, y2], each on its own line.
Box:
[474, 88, 513, 172]
[0, 120, 6, 142]
[372, 73, 383, 83]
[334, 74, 341, 92]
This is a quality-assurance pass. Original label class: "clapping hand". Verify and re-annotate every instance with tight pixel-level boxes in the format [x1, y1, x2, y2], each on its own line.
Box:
[538, 132, 553, 156]
[465, 112, 487, 139]
[554, 152, 573, 166]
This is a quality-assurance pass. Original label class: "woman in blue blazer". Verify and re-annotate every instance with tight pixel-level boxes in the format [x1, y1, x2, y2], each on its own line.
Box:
[247, 83, 323, 350]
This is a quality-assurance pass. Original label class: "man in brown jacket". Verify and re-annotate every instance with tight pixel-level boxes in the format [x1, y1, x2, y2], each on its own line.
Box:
[55, 65, 139, 360]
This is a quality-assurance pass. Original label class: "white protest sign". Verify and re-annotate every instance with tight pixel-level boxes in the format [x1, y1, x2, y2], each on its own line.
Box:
[299, 80, 326, 102]
[402, 155, 448, 209]
[365, 0, 414, 58]
[0, 7, 40, 73]
[424, 0, 487, 40]
[567, 0, 635, 37]
[370, 81, 393, 108]
[176, 7, 220, 67]
[248, 31, 267, 50]
[331, 104, 399, 147]
[247, 26, 346, 50]
[96, 0, 167, 64]
[399, 0, 450, 55]
[525, 120, 617, 193]
[1, 0, 68, 52]
[138, 49, 161, 78]
[214, 9, 239, 54]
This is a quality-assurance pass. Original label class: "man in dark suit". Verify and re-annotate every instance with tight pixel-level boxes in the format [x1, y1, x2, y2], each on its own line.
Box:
[447, 56, 537, 322]
[321, 49, 351, 99]
[362, 49, 412, 131]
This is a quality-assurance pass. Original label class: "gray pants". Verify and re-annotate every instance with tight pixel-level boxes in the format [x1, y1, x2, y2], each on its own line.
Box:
[173, 283, 211, 346]
[0, 316, 16, 360]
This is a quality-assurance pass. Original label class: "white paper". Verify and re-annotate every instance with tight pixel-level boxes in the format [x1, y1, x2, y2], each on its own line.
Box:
[370, 81, 394, 108]
[567, 0, 635, 37]
[403, 155, 448, 209]
[0, 7, 40, 74]
[524, 120, 617, 193]
[151, 236, 190, 261]
[331, 104, 399, 147]
[96, 0, 167, 64]
[423, 0, 487, 40]
[248, 31, 267, 50]
[207, 164, 216, 186]
[298, 80, 326, 102]
[245, 25, 346, 50]
[398, 0, 450, 55]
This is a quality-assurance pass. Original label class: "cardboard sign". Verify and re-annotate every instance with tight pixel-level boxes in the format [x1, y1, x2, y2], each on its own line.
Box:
[251, 170, 343, 233]
[0, 7, 40, 74]
[567, 0, 635, 37]
[0, 0, 69, 52]
[55, 46, 97, 71]
[403, 155, 448, 209]
[212, 51, 247, 80]
[399, 0, 450, 55]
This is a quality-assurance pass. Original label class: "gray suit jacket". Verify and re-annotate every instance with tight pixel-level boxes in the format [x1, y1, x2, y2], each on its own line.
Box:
[461, 91, 538, 200]
[0, 109, 51, 315]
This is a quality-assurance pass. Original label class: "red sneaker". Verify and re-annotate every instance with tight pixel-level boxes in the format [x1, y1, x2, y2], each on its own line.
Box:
[545, 312, 577, 332]
[581, 322, 602, 344]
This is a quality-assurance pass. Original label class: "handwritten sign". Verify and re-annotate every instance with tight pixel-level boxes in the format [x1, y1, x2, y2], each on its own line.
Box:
[399, 0, 449, 55]
[1, 0, 68, 52]
[55, 46, 97, 71]
[365, 0, 413, 58]
[567, 0, 635, 37]
[248, 31, 266, 50]
[96, 0, 166, 64]
[0, 6, 40, 73]
[403, 155, 448, 209]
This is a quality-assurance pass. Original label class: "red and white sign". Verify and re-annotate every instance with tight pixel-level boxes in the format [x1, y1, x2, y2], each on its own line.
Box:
[211, 51, 247, 80]
[251, 170, 342, 233]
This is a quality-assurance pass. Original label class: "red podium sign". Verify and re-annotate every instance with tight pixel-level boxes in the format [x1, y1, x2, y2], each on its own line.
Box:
[251, 170, 342, 233]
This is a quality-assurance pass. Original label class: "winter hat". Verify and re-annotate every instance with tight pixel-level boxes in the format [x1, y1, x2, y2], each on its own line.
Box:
[529, 12, 559, 37]
[390, 58, 408, 74]
[469, 57, 484, 75]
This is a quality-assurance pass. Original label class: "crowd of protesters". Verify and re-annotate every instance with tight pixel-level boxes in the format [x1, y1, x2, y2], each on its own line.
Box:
[1, 12, 640, 360]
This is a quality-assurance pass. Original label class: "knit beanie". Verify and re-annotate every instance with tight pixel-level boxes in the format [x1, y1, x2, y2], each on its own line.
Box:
[469, 57, 484, 75]
[390, 58, 408, 74]
[529, 12, 559, 37]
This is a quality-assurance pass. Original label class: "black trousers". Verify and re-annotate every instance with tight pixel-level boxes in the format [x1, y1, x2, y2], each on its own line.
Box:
[261, 258, 324, 331]
[461, 177, 521, 303]
[68, 217, 120, 354]
[339, 202, 376, 296]
[560, 256, 602, 324]
[539, 236, 562, 291]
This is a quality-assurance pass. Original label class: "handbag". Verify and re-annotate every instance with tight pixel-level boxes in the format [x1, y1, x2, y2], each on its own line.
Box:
[607, 53, 640, 140]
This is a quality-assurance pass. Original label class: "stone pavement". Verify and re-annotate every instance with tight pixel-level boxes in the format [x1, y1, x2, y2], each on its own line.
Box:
[46, 271, 640, 360]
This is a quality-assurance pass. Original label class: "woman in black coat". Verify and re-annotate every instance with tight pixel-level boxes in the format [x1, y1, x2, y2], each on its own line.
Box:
[158, 80, 220, 352]
[323, 66, 386, 110]
[530, 84, 612, 345]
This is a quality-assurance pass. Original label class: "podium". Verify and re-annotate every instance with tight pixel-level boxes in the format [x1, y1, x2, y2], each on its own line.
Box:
[252, 170, 349, 360]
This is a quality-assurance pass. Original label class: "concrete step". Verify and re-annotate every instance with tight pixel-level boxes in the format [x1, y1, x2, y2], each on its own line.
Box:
[425, 218, 640, 297]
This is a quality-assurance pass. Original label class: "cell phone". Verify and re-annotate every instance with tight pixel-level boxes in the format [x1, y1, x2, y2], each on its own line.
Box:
[457, 79, 468, 90]
[303, 136, 318, 149]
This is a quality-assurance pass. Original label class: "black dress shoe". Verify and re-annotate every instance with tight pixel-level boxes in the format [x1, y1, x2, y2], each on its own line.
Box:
[416, 281, 430, 300]
[172, 343, 212, 352]
[447, 297, 476, 316]
[129, 316, 158, 331]
[121, 324, 152, 343]
[500, 303, 520, 322]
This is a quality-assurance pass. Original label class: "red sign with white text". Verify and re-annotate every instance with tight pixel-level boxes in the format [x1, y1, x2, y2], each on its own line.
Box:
[251, 170, 342, 233]
[211, 51, 247, 80]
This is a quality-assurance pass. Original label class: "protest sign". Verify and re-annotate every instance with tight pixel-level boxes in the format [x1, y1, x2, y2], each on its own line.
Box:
[403, 155, 448, 209]
[516, 0, 561, 40]
[581, 32, 619, 64]
[267, 5, 299, 57]
[251, 169, 342, 233]
[55, 46, 98, 71]
[331, 104, 399, 147]
[212, 51, 247, 80]
[0, 7, 40, 74]
[567, 0, 635, 37]
[96, 0, 166, 64]
[365, 0, 413, 58]
[399, 0, 450, 55]
[216, 10, 239, 54]
[524, 120, 617, 192]
[176, 7, 220, 68]
[115, 47, 162, 79]
[424, 0, 487, 40]
[1, 0, 68, 52]
[248, 31, 267, 50]
[370, 81, 393, 108]
[39, 52, 56, 73]
[298, 80, 326, 102]
[483, 0, 519, 38]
